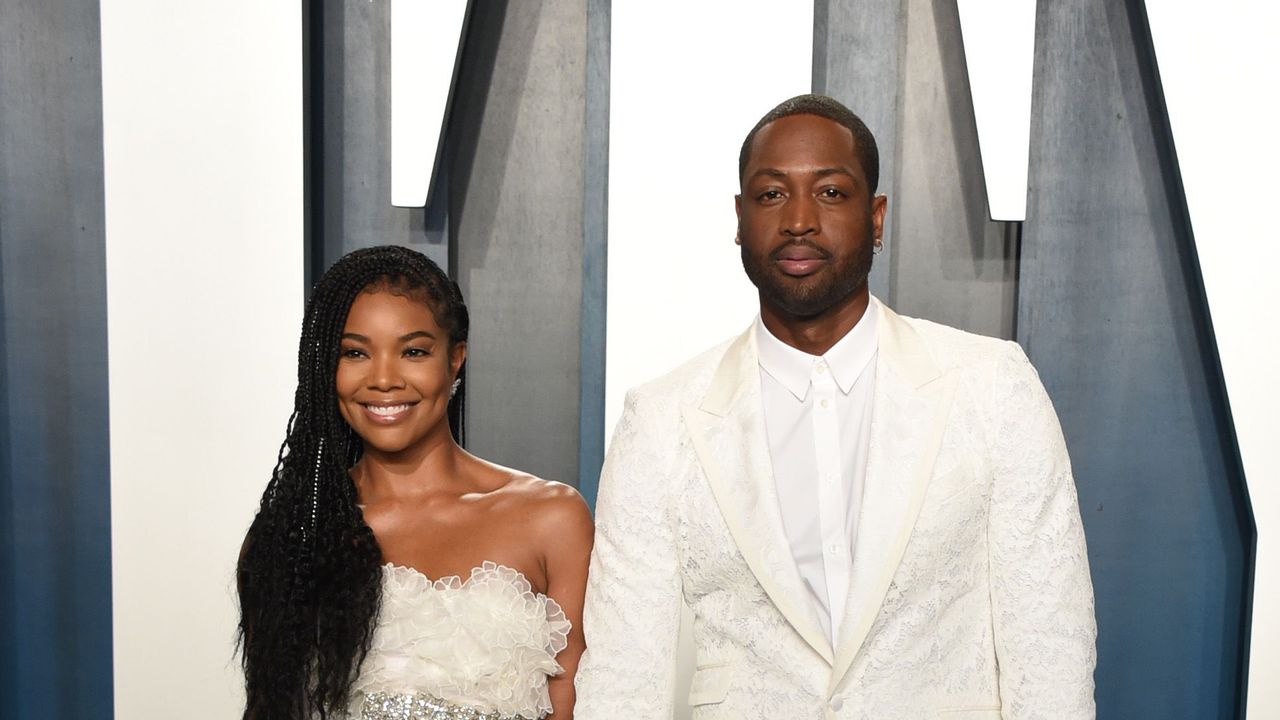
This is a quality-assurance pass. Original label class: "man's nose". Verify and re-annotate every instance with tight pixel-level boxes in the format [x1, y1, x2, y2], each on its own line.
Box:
[781, 195, 819, 236]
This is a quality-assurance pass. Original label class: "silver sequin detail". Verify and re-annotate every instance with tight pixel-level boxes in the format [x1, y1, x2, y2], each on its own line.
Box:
[358, 692, 536, 720]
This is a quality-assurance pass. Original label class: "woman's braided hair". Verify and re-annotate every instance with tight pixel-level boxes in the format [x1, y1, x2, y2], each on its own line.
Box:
[237, 245, 468, 719]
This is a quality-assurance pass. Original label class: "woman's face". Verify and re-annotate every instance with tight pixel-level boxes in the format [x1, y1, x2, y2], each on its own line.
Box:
[335, 289, 465, 456]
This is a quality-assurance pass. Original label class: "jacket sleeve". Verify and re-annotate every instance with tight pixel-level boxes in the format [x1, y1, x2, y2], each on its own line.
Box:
[574, 389, 683, 719]
[988, 343, 1097, 720]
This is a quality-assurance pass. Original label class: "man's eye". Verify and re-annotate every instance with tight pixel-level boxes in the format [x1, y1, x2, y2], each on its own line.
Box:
[758, 190, 783, 201]
[819, 187, 845, 199]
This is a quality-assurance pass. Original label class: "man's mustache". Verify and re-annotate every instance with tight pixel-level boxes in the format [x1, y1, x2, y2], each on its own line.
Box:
[768, 238, 832, 261]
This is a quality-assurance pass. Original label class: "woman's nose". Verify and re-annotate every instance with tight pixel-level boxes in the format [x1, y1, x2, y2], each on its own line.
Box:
[368, 354, 404, 390]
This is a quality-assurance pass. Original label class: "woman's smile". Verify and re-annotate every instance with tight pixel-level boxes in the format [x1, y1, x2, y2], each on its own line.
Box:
[360, 401, 418, 424]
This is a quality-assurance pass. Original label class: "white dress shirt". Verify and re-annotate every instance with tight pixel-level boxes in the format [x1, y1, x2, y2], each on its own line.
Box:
[756, 301, 879, 646]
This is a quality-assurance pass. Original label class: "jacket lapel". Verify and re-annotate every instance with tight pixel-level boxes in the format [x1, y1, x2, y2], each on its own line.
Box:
[682, 325, 835, 665]
[828, 304, 959, 691]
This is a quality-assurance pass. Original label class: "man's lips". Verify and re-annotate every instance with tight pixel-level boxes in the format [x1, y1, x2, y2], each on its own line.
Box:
[777, 258, 826, 276]
[772, 243, 829, 277]
[359, 401, 418, 424]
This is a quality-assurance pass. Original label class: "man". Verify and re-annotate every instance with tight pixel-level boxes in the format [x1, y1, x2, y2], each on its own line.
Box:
[574, 95, 1096, 719]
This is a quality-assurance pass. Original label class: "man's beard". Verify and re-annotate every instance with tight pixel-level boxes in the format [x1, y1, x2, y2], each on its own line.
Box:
[740, 224, 875, 318]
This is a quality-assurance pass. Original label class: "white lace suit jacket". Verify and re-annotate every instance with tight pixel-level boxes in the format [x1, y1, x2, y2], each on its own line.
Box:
[574, 303, 1096, 720]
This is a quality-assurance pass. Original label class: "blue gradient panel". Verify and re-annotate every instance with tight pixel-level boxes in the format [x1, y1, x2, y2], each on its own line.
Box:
[0, 0, 114, 717]
[0, 228, 14, 709]
[1020, 1, 1252, 717]
[0, 198, 115, 718]
[0, 180, 115, 718]
[577, 0, 609, 510]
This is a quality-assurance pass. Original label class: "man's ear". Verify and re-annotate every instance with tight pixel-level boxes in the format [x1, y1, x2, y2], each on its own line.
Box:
[871, 193, 889, 237]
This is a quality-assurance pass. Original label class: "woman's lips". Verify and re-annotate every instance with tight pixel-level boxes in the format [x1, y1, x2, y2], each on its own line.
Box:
[360, 402, 416, 424]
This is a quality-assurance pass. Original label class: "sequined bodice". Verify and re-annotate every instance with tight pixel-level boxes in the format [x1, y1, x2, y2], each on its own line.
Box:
[346, 562, 570, 720]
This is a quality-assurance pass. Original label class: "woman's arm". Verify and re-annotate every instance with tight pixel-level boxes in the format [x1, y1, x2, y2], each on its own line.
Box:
[538, 486, 595, 719]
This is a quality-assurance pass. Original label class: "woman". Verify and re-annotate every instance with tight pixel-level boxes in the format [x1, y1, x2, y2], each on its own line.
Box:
[238, 245, 593, 720]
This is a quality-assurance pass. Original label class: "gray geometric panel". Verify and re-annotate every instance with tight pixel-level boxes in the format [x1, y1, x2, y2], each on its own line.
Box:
[813, 0, 904, 304]
[821, 0, 1018, 340]
[1020, 0, 1251, 717]
[449, 0, 586, 487]
[577, 0, 610, 508]
[309, 0, 589, 487]
[891, 0, 1018, 340]
[309, 0, 446, 277]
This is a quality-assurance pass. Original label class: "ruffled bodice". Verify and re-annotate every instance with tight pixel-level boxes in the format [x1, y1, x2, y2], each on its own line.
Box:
[347, 561, 571, 719]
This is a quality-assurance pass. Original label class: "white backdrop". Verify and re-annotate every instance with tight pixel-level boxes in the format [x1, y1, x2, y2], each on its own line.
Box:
[1145, 5, 1280, 717]
[605, 1, 814, 435]
[100, 2, 303, 716]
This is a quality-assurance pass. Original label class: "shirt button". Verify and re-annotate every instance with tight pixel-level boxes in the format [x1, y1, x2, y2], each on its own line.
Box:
[816, 362, 827, 375]
[824, 473, 834, 483]
[829, 697, 844, 711]
[827, 543, 841, 555]
[819, 398, 830, 409]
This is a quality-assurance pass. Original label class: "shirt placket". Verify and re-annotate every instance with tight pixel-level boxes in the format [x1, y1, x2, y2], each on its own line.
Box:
[810, 359, 850, 645]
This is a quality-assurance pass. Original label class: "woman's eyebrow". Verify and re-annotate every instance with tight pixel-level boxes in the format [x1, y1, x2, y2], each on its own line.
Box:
[340, 331, 437, 342]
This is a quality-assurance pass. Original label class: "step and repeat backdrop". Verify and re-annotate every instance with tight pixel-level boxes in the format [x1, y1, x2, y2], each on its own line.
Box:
[1, 1, 1275, 718]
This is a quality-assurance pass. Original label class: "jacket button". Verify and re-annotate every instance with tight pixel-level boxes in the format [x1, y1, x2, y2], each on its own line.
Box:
[829, 697, 844, 711]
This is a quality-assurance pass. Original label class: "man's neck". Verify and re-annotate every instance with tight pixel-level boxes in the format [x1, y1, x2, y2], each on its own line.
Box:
[760, 290, 871, 356]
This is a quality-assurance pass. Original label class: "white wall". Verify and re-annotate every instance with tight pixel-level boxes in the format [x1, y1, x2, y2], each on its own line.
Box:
[100, 2, 303, 716]
[1145, 5, 1280, 716]
[954, 0, 1035, 222]
[605, 1, 813, 434]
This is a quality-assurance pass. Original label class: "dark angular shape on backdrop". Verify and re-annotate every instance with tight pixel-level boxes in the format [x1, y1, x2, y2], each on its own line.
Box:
[1020, 0, 1254, 717]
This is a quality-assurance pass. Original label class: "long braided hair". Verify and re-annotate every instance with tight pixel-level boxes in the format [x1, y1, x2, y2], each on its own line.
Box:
[237, 245, 469, 719]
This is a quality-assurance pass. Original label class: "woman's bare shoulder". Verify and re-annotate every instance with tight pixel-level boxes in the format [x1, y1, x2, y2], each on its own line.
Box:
[474, 461, 593, 542]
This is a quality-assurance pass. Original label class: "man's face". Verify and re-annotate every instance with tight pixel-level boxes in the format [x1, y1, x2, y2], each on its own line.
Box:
[736, 114, 887, 319]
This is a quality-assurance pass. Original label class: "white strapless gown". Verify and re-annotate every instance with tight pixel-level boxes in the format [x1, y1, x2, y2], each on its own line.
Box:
[345, 562, 571, 720]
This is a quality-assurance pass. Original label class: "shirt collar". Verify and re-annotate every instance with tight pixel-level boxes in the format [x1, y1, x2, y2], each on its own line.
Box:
[756, 297, 881, 400]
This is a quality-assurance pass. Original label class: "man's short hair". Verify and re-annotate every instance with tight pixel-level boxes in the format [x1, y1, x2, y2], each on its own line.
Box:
[738, 94, 880, 195]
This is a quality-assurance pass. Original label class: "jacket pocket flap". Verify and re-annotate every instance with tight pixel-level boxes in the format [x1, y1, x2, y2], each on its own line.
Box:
[687, 664, 732, 706]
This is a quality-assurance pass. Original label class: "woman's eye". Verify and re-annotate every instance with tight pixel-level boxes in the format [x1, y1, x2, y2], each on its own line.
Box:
[404, 347, 431, 358]
[340, 347, 366, 359]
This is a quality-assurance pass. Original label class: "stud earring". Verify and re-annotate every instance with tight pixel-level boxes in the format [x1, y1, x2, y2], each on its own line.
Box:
[449, 378, 462, 399]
